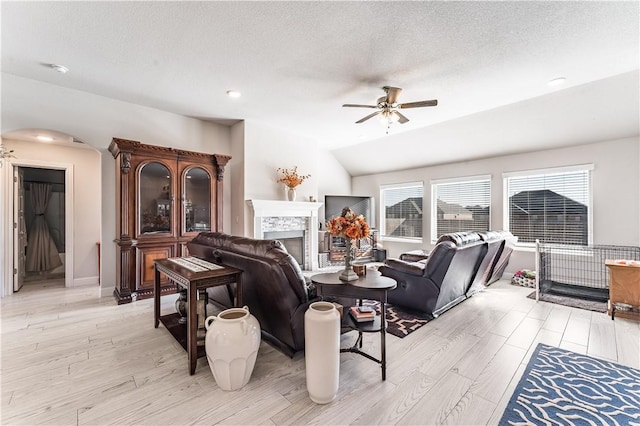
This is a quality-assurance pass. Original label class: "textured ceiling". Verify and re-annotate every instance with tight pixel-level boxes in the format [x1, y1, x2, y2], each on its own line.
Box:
[2, 1, 639, 175]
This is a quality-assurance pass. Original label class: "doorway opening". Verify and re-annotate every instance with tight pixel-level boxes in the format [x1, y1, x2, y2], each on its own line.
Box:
[14, 167, 66, 291]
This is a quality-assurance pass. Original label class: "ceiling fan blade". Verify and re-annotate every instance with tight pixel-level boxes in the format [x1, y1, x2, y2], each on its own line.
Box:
[384, 86, 402, 104]
[398, 99, 438, 109]
[394, 111, 410, 124]
[342, 104, 378, 108]
[355, 111, 381, 124]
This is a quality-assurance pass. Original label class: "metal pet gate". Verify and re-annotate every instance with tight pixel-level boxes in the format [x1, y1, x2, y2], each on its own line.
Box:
[535, 242, 640, 302]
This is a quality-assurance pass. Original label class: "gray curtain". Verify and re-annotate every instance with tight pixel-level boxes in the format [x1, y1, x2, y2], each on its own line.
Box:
[26, 183, 62, 272]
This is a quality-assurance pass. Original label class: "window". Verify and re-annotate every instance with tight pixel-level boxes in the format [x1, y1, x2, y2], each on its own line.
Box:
[503, 165, 593, 246]
[430, 175, 491, 242]
[380, 182, 423, 240]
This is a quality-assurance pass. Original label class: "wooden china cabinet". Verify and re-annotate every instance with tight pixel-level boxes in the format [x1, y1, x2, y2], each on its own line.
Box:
[109, 138, 231, 304]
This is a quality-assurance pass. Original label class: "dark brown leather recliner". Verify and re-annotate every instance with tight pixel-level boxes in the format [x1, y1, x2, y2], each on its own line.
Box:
[187, 232, 313, 358]
[484, 230, 517, 285]
[379, 231, 487, 317]
[465, 230, 508, 296]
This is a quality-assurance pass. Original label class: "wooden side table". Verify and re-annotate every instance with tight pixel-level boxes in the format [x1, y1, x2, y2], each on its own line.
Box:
[310, 271, 397, 380]
[605, 259, 640, 321]
[154, 257, 243, 375]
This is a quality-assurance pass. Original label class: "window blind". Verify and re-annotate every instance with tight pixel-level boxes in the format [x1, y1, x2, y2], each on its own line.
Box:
[380, 182, 423, 239]
[431, 177, 491, 241]
[505, 168, 591, 245]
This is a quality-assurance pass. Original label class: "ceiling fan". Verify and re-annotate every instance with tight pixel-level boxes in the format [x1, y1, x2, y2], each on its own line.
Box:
[343, 86, 438, 125]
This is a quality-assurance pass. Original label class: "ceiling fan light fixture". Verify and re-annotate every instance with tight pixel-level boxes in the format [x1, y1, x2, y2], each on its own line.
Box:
[343, 86, 437, 127]
[379, 110, 395, 125]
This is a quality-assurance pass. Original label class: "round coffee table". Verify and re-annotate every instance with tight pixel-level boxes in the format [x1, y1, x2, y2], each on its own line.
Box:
[310, 270, 397, 380]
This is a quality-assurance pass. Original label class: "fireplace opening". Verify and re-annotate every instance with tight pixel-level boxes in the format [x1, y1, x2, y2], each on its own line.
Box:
[264, 230, 305, 268]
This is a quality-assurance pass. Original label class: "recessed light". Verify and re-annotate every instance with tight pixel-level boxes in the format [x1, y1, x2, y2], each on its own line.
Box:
[36, 135, 54, 142]
[50, 64, 69, 74]
[226, 90, 241, 98]
[548, 77, 566, 87]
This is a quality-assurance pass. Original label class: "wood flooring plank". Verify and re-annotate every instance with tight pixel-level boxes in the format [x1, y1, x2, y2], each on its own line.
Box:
[298, 379, 397, 426]
[614, 318, 640, 369]
[541, 305, 571, 333]
[77, 374, 204, 425]
[489, 310, 526, 338]
[521, 328, 563, 366]
[397, 371, 473, 425]
[4, 375, 137, 424]
[436, 299, 508, 340]
[588, 312, 618, 361]
[469, 344, 526, 404]
[418, 332, 481, 381]
[268, 357, 380, 425]
[384, 333, 450, 384]
[504, 317, 545, 350]
[562, 311, 591, 346]
[485, 363, 526, 425]
[558, 340, 588, 355]
[441, 391, 497, 426]
[350, 372, 433, 425]
[526, 300, 554, 321]
[452, 332, 507, 381]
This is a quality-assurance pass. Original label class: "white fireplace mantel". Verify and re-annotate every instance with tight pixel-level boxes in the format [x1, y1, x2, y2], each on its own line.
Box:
[248, 200, 323, 218]
[248, 199, 323, 270]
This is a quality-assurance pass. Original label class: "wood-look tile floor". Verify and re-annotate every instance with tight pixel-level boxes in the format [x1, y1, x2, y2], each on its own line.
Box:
[2, 279, 639, 425]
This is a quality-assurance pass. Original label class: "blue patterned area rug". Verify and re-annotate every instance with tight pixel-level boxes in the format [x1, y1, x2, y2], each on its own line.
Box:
[499, 344, 640, 425]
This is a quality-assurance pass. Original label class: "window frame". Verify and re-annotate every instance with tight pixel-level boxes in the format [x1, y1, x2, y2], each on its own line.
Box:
[502, 164, 594, 247]
[379, 181, 424, 243]
[430, 174, 492, 243]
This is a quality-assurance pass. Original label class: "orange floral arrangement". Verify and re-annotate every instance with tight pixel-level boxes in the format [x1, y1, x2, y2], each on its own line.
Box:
[326, 207, 371, 240]
[277, 166, 310, 189]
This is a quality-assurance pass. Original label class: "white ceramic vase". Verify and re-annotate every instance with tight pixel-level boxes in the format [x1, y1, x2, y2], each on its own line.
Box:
[204, 306, 261, 391]
[287, 187, 297, 201]
[304, 301, 340, 404]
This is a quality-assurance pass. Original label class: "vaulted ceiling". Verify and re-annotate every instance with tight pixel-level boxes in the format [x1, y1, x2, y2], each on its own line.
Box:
[2, 1, 638, 175]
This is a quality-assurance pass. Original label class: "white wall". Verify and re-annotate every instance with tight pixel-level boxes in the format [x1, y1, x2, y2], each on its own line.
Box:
[240, 120, 351, 236]
[3, 139, 101, 284]
[315, 146, 353, 225]
[2, 74, 233, 297]
[352, 137, 640, 275]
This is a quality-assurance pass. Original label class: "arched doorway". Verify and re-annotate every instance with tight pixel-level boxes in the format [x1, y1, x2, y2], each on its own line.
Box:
[1, 129, 101, 296]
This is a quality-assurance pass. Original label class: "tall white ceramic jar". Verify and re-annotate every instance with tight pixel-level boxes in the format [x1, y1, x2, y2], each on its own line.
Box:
[304, 301, 340, 404]
[204, 306, 261, 391]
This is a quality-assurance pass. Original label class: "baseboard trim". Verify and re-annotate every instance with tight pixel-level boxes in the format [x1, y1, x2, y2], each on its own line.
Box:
[100, 285, 113, 298]
[72, 276, 99, 287]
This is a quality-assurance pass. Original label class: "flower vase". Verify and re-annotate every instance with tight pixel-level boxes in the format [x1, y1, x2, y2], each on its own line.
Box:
[287, 187, 297, 201]
[339, 238, 359, 281]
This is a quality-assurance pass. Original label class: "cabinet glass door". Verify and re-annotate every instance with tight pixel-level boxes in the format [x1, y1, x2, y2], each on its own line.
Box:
[139, 162, 172, 235]
[183, 167, 211, 233]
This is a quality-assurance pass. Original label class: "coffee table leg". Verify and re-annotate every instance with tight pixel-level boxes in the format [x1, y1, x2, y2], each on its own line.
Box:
[188, 283, 197, 375]
[381, 300, 387, 381]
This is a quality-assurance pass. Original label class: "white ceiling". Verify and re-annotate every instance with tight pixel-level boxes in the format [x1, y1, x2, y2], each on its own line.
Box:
[2, 1, 639, 175]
